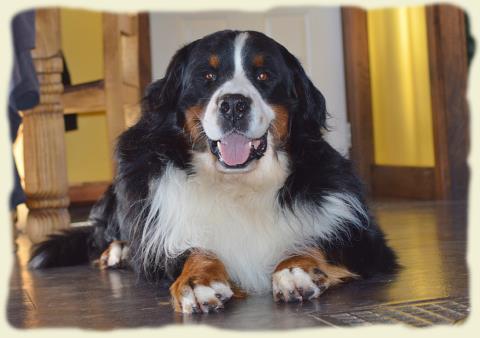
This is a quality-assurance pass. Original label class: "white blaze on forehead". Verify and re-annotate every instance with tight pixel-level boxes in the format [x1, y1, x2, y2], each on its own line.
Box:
[234, 32, 248, 76]
[202, 32, 275, 141]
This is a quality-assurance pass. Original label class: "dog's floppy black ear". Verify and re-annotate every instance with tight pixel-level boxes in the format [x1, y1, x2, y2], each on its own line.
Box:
[141, 78, 166, 114]
[142, 41, 197, 114]
[278, 44, 327, 134]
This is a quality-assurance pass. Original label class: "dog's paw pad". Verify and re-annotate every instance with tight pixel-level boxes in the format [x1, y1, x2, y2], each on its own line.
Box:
[98, 241, 129, 269]
[272, 267, 325, 303]
[174, 281, 233, 314]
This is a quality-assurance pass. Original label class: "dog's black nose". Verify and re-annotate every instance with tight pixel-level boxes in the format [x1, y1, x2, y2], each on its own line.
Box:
[218, 94, 251, 121]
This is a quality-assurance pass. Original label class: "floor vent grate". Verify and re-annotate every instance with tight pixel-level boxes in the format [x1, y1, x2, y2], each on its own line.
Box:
[312, 298, 469, 327]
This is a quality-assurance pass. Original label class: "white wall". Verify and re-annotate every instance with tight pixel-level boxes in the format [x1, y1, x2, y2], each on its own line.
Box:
[149, 7, 350, 156]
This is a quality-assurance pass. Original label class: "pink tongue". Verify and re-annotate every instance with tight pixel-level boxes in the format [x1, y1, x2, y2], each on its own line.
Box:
[218, 133, 251, 166]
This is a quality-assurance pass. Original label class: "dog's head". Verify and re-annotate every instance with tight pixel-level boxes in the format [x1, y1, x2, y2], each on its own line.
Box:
[143, 30, 327, 174]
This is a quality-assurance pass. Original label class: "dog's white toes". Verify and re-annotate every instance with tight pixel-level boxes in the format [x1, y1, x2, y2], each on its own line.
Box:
[120, 245, 129, 261]
[176, 281, 233, 314]
[98, 241, 129, 269]
[272, 267, 322, 302]
[194, 284, 224, 313]
[179, 286, 201, 314]
[107, 242, 122, 267]
[210, 281, 234, 302]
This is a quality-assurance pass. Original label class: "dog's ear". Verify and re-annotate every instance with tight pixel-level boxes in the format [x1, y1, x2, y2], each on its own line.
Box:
[142, 42, 197, 114]
[278, 44, 327, 134]
[141, 78, 166, 114]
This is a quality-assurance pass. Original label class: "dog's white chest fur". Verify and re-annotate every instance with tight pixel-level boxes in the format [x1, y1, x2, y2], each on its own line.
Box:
[140, 150, 364, 293]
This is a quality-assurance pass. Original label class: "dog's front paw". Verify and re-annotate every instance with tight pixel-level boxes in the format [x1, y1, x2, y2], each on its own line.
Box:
[96, 241, 130, 269]
[170, 251, 238, 314]
[272, 250, 356, 303]
[272, 266, 326, 302]
[171, 280, 234, 314]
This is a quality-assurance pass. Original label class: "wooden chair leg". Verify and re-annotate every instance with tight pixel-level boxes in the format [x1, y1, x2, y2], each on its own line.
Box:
[23, 9, 70, 243]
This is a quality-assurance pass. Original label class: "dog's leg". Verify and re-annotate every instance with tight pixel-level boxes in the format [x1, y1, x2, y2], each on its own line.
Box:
[272, 248, 357, 302]
[95, 240, 130, 270]
[170, 250, 241, 314]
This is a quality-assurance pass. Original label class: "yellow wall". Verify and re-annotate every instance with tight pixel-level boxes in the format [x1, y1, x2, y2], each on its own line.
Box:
[64, 112, 112, 183]
[60, 9, 112, 183]
[368, 6, 435, 167]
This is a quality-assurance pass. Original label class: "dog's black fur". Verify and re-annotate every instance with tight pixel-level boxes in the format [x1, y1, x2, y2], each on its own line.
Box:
[30, 30, 397, 286]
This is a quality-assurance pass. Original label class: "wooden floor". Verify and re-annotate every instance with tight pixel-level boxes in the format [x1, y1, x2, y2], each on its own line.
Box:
[7, 200, 469, 329]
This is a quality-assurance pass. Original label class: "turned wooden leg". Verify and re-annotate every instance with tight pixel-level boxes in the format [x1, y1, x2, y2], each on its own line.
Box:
[23, 9, 70, 243]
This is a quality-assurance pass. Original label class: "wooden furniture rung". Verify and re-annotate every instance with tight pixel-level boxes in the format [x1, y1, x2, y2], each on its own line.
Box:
[62, 80, 105, 114]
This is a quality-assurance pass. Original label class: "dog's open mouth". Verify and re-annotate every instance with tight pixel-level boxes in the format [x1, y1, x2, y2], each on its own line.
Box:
[209, 132, 268, 169]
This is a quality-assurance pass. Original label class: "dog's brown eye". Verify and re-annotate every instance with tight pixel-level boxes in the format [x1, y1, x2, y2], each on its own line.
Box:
[257, 72, 269, 81]
[204, 72, 217, 81]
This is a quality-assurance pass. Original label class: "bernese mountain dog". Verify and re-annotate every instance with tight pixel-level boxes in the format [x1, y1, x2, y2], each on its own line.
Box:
[29, 30, 397, 314]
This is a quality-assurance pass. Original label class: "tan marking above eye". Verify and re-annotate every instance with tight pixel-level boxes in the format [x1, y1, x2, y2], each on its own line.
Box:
[253, 54, 264, 67]
[209, 54, 220, 68]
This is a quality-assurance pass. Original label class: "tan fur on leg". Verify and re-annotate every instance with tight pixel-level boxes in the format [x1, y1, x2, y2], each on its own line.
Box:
[170, 250, 244, 314]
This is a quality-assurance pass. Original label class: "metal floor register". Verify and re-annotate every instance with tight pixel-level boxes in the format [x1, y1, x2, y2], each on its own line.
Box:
[311, 297, 470, 327]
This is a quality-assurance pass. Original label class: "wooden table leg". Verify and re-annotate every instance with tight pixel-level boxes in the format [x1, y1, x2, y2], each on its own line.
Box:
[23, 9, 70, 243]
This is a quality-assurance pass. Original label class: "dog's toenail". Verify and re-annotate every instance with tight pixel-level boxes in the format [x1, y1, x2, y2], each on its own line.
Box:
[303, 289, 314, 299]
[288, 295, 302, 303]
